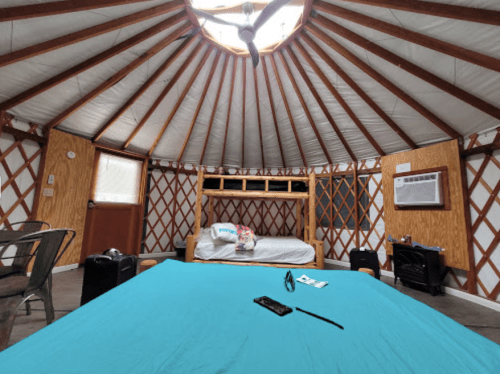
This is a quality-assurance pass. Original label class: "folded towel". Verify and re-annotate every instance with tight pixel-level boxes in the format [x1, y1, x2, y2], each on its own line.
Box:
[211, 223, 238, 242]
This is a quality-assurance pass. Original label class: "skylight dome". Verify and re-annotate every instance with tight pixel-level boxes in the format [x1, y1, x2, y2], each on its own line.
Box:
[190, 1, 304, 52]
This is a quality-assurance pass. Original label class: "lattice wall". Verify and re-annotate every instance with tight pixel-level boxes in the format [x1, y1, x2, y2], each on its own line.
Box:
[314, 159, 387, 269]
[450, 130, 500, 302]
[0, 113, 44, 264]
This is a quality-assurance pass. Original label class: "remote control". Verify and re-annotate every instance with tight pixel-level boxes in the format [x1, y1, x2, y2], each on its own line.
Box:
[254, 296, 293, 316]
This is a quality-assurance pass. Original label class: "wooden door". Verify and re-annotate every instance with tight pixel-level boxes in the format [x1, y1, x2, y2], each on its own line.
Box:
[80, 151, 147, 263]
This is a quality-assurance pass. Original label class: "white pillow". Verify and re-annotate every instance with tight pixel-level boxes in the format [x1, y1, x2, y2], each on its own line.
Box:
[211, 223, 238, 242]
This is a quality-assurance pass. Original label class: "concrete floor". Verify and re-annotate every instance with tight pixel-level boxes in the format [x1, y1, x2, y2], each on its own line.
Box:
[6, 256, 500, 348]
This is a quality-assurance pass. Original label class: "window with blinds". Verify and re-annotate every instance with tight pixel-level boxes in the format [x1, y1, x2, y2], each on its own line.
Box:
[93, 153, 142, 204]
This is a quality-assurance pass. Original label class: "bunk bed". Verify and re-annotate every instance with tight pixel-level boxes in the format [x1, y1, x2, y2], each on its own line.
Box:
[185, 171, 324, 269]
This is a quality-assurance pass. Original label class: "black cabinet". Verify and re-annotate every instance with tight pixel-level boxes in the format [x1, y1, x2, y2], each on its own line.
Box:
[393, 244, 444, 296]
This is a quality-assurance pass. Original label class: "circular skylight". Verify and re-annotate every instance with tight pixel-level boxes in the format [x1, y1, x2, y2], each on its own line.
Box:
[190, 1, 304, 52]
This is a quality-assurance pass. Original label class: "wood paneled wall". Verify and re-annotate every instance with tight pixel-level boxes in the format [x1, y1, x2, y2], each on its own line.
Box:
[381, 140, 469, 270]
[34, 130, 94, 267]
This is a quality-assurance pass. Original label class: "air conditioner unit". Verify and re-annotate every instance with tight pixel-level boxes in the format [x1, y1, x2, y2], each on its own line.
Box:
[394, 171, 443, 206]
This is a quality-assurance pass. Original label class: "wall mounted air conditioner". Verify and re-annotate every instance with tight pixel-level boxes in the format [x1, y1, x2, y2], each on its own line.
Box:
[394, 171, 443, 206]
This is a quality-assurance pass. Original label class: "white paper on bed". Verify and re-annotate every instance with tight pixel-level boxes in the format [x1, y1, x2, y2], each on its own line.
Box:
[211, 223, 238, 242]
[195, 228, 315, 264]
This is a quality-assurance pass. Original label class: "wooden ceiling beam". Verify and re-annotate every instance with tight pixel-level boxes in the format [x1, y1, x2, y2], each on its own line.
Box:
[277, 50, 333, 165]
[313, 16, 500, 123]
[296, 34, 385, 156]
[0, 12, 188, 112]
[93, 35, 195, 142]
[297, 36, 417, 150]
[147, 46, 214, 156]
[0, 0, 185, 68]
[45, 23, 193, 130]
[220, 57, 238, 166]
[287, 43, 358, 161]
[269, 54, 308, 167]
[177, 51, 222, 163]
[304, 24, 461, 139]
[261, 56, 286, 168]
[0, 0, 154, 22]
[121, 39, 204, 149]
[315, 2, 500, 74]
[200, 54, 231, 165]
[241, 58, 247, 168]
[336, 0, 500, 26]
[253, 64, 266, 169]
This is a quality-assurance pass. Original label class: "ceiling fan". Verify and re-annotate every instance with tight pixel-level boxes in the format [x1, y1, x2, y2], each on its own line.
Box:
[189, 0, 293, 67]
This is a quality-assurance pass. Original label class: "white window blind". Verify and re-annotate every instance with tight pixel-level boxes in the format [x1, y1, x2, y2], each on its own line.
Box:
[94, 153, 142, 204]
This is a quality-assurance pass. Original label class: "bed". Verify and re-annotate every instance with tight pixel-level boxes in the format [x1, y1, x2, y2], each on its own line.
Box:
[195, 228, 315, 264]
[186, 171, 324, 269]
[1, 260, 499, 373]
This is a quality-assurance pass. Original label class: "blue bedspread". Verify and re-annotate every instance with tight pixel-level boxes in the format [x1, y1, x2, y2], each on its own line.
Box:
[1, 260, 499, 373]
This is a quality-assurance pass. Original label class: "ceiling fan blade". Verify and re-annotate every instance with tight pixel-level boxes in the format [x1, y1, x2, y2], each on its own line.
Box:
[247, 42, 260, 68]
[189, 7, 241, 28]
[253, 0, 293, 31]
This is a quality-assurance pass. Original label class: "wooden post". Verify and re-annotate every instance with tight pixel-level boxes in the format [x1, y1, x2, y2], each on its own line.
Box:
[304, 198, 309, 242]
[353, 161, 360, 248]
[329, 164, 334, 260]
[459, 143, 478, 294]
[170, 168, 180, 251]
[193, 169, 204, 236]
[207, 196, 214, 227]
[309, 172, 316, 243]
[296, 199, 302, 239]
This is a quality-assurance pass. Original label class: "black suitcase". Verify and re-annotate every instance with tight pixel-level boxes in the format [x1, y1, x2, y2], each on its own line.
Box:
[350, 248, 380, 280]
[81, 254, 137, 306]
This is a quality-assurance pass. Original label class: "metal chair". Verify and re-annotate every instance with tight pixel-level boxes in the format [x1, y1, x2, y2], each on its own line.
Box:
[0, 221, 51, 278]
[0, 221, 51, 315]
[0, 229, 76, 351]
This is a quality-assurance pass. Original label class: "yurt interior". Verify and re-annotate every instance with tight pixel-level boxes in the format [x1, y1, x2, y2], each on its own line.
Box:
[0, 0, 500, 371]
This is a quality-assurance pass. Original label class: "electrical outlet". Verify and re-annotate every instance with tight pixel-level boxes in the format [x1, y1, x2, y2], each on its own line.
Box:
[43, 188, 54, 197]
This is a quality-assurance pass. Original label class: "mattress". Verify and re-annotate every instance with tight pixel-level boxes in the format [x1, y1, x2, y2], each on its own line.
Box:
[194, 229, 315, 264]
[1, 260, 500, 373]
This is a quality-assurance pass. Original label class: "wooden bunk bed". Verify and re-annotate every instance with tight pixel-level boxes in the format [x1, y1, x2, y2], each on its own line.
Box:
[185, 170, 324, 269]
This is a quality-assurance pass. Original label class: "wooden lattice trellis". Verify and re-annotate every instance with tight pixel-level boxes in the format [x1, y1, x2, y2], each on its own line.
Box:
[461, 130, 500, 301]
[315, 159, 386, 268]
[0, 114, 43, 228]
[0, 113, 45, 265]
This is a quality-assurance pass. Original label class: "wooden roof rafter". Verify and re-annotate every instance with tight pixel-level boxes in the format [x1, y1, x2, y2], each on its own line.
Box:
[45, 23, 193, 131]
[336, 0, 500, 26]
[148, 45, 215, 157]
[313, 15, 500, 123]
[294, 34, 385, 156]
[277, 49, 333, 165]
[220, 57, 239, 166]
[200, 54, 231, 165]
[296, 35, 417, 150]
[268, 54, 308, 167]
[304, 24, 461, 139]
[286, 43, 358, 161]
[0, 1, 186, 68]
[0, 0, 155, 22]
[252, 64, 266, 169]
[177, 51, 223, 163]
[261, 56, 287, 168]
[315, 2, 500, 74]
[0, 11, 188, 113]
[120, 39, 204, 150]
[93, 36, 196, 142]
[241, 57, 247, 168]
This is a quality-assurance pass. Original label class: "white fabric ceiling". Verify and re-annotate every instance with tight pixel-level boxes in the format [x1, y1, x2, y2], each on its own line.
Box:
[1, 0, 500, 168]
